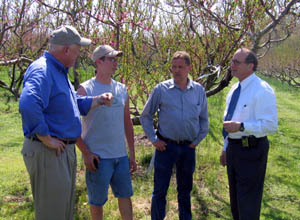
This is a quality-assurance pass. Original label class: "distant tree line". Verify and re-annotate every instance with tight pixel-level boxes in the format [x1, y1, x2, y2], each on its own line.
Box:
[260, 29, 300, 88]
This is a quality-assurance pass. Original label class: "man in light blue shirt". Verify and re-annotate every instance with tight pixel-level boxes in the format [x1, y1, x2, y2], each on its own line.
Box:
[140, 51, 209, 220]
[19, 26, 113, 220]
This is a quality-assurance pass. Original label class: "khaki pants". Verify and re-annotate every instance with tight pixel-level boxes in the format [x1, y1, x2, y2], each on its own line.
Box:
[22, 138, 77, 220]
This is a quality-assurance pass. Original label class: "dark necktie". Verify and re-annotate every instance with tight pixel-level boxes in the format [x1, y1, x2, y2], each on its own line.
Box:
[222, 83, 241, 138]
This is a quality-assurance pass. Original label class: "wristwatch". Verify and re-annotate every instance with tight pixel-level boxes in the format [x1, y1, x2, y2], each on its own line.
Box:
[239, 122, 245, 132]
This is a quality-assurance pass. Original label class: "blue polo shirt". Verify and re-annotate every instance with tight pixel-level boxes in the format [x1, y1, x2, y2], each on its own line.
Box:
[19, 51, 92, 139]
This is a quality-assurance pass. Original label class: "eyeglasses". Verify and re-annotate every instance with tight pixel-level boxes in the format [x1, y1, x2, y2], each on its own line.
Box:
[231, 59, 247, 65]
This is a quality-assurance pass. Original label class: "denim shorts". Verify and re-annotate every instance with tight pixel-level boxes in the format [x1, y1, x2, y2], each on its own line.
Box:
[86, 155, 133, 206]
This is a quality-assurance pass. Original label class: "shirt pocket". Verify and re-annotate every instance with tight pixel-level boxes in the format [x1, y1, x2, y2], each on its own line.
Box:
[21, 149, 35, 176]
[239, 104, 250, 119]
[21, 149, 34, 157]
[188, 104, 201, 122]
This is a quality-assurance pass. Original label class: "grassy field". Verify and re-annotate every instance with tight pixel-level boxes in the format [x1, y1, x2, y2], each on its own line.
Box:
[0, 75, 299, 219]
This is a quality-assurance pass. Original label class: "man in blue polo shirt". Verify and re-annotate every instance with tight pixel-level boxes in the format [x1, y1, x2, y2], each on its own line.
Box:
[19, 26, 113, 220]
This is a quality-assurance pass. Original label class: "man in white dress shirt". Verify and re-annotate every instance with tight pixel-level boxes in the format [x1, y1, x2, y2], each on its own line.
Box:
[220, 48, 278, 220]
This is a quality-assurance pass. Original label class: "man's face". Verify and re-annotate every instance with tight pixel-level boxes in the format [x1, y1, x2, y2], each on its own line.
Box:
[100, 57, 118, 76]
[171, 58, 191, 83]
[65, 44, 81, 67]
[231, 50, 253, 81]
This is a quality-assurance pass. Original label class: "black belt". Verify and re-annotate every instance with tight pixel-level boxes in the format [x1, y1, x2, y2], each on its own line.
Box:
[228, 136, 266, 148]
[28, 136, 77, 145]
[157, 131, 192, 145]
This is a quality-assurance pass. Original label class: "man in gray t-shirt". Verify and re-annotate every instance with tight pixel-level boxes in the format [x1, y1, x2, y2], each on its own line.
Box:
[76, 45, 137, 220]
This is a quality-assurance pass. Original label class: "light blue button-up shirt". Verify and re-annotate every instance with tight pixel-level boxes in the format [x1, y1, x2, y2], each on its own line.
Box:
[140, 79, 209, 146]
[19, 51, 93, 139]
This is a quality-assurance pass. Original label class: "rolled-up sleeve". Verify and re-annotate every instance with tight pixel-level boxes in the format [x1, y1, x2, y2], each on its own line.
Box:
[76, 95, 93, 116]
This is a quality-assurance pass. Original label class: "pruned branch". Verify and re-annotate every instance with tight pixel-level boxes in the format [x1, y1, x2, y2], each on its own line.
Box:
[251, 0, 298, 52]
[0, 57, 32, 66]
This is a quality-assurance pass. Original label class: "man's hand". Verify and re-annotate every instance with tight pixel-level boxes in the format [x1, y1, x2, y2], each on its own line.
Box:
[223, 121, 241, 133]
[153, 140, 167, 151]
[36, 134, 66, 156]
[220, 151, 226, 167]
[83, 151, 100, 172]
[97, 92, 113, 106]
[129, 157, 137, 174]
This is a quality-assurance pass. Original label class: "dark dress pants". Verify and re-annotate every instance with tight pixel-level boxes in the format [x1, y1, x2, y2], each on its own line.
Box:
[226, 137, 269, 220]
[151, 143, 195, 220]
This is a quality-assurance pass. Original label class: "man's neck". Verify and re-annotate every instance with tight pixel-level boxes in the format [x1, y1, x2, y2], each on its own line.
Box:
[95, 71, 112, 84]
[238, 72, 254, 82]
[175, 79, 188, 90]
[49, 51, 67, 67]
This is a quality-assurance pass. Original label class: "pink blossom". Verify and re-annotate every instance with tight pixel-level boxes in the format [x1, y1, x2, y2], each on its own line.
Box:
[109, 40, 116, 47]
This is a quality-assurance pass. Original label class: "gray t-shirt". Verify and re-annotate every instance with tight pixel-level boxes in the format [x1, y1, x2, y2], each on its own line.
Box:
[81, 78, 128, 159]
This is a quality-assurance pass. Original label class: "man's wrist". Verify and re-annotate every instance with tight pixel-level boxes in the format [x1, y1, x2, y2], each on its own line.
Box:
[239, 122, 245, 131]
[96, 96, 103, 106]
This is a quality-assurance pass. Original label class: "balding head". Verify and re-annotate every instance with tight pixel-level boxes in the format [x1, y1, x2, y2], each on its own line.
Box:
[231, 48, 257, 81]
[236, 48, 258, 71]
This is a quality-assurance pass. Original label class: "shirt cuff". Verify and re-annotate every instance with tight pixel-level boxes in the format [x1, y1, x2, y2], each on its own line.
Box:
[149, 135, 158, 143]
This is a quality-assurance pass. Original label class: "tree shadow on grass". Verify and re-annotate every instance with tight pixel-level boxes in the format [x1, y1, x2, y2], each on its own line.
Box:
[262, 174, 300, 219]
[207, 123, 223, 146]
[261, 201, 299, 220]
[0, 141, 23, 150]
[1, 194, 34, 217]
[192, 183, 232, 220]
[266, 174, 300, 197]
[273, 154, 300, 171]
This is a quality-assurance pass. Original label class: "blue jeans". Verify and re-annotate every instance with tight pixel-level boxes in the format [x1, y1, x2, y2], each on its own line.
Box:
[151, 143, 196, 220]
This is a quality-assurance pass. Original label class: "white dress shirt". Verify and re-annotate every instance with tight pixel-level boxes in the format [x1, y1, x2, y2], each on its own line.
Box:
[223, 73, 278, 150]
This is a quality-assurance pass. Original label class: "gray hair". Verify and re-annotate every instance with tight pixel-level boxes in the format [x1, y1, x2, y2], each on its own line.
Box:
[48, 43, 78, 53]
[48, 43, 65, 52]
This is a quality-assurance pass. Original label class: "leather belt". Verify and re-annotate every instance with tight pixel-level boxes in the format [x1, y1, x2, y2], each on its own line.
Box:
[28, 136, 77, 145]
[157, 131, 192, 145]
[228, 136, 266, 147]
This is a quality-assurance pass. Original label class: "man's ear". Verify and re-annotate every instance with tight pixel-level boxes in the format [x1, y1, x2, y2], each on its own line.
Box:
[248, 63, 254, 72]
[63, 46, 70, 54]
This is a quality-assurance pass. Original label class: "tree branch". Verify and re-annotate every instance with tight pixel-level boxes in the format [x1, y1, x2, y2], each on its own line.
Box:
[0, 57, 32, 66]
[252, 0, 298, 52]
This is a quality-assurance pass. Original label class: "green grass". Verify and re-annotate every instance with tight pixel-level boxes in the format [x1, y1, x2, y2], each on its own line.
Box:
[0, 75, 299, 219]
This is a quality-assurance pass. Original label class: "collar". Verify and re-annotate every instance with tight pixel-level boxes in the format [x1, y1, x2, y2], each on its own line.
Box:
[168, 78, 194, 90]
[44, 51, 69, 75]
[240, 73, 256, 90]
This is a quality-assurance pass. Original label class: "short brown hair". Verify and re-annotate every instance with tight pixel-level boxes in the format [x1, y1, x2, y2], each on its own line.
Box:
[172, 51, 191, 65]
